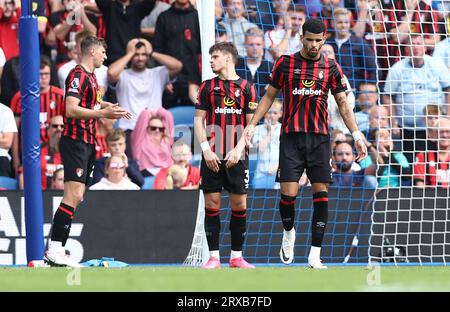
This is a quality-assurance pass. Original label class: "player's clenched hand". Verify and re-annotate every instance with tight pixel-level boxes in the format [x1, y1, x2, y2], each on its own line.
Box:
[243, 125, 255, 147]
[203, 149, 221, 173]
[101, 104, 132, 120]
[225, 148, 243, 168]
[355, 139, 368, 161]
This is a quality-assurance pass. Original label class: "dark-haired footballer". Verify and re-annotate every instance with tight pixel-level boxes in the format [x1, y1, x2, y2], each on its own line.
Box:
[241, 19, 368, 269]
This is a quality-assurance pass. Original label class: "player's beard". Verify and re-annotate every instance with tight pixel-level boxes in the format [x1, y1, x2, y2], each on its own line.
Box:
[307, 48, 319, 58]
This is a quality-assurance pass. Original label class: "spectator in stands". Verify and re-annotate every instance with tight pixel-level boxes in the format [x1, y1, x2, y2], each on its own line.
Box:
[41, 115, 64, 190]
[311, 0, 342, 37]
[164, 164, 189, 190]
[264, 4, 306, 63]
[51, 167, 65, 190]
[46, 0, 98, 66]
[0, 102, 17, 177]
[10, 55, 65, 143]
[131, 108, 174, 176]
[385, 0, 441, 56]
[252, 100, 282, 189]
[92, 128, 144, 187]
[236, 27, 272, 98]
[354, 82, 379, 133]
[382, 34, 450, 164]
[332, 141, 365, 187]
[153, 0, 201, 108]
[154, 141, 200, 190]
[215, 21, 228, 43]
[219, 0, 258, 56]
[422, 104, 441, 152]
[414, 118, 450, 188]
[108, 38, 181, 156]
[244, 0, 273, 32]
[0, 55, 19, 105]
[327, 8, 377, 90]
[58, 30, 108, 96]
[0, 0, 19, 60]
[352, 0, 394, 82]
[433, 37, 450, 70]
[141, 0, 171, 40]
[321, 43, 355, 134]
[365, 128, 411, 188]
[89, 154, 140, 190]
[89, 0, 154, 65]
[10, 56, 65, 175]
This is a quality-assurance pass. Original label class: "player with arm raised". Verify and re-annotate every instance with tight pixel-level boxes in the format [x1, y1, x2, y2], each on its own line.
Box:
[242, 19, 367, 269]
[44, 35, 131, 267]
[194, 42, 258, 269]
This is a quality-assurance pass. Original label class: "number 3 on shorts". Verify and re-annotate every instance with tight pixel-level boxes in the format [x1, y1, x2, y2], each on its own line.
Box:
[244, 169, 250, 189]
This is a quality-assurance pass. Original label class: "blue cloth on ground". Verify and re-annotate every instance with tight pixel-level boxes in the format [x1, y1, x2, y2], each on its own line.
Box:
[81, 257, 129, 268]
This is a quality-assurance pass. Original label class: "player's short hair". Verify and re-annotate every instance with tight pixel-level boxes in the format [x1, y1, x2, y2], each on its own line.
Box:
[245, 26, 264, 39]
[40, 55, 52, 70]
[209, 42, 239, 64]
[80, 35, 106, 56]
[302, 18, 326, 35]
[424, 104, 441, 116]
[106, 128, 126, 144]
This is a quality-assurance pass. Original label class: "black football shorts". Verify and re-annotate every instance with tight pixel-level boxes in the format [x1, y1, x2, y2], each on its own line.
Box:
[276, 132, 332, 184]
[60, 136, 96, 185]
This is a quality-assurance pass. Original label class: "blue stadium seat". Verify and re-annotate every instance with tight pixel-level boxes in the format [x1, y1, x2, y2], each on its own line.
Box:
[0, 177, 18, 190]
[142, 176, 155, 190]
[168, 106, 195, 126]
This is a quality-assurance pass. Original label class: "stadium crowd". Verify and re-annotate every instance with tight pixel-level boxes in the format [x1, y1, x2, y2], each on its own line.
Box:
[0, 0, 449, 190]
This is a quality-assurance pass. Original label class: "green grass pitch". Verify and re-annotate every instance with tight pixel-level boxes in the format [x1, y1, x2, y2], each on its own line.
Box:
[1, 266, 450, 292]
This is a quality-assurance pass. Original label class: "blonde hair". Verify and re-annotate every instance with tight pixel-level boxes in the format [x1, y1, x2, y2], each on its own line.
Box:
[166, 164, 188, 189]
[333, 8, 351, 19]
[245, 27, 264, 39]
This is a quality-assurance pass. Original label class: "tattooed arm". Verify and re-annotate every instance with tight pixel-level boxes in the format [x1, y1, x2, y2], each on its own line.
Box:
[334, 91, 359, 134]
[334, 91, 368, 160]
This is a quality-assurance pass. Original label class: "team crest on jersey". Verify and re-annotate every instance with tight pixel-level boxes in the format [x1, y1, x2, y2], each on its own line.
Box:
[50, 100, 55, 110]
[223, 96, 235, 107]
[76, 168, 84, 177]
[234, 89, 241, 98]
[318, 71, 324, 79]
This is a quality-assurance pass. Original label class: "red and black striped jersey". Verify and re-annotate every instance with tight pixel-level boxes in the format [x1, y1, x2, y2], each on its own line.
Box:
[384, 0, 441, 59]
[196, 77, 257, 157]
[64, 65, 101, 145]
[414, 151, 450, 187]
[95, 133, 109, 159]
[270, 52, 347, 136]
[40, 143, 62, 190]
[10, 86, 65, 143]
